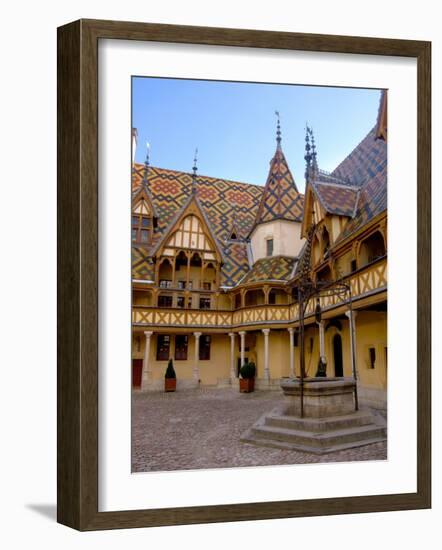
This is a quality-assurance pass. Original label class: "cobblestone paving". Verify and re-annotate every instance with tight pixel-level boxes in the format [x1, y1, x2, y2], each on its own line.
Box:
[132, 388, 387, 472]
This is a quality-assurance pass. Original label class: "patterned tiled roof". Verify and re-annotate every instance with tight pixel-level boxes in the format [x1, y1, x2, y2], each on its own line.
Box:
[252, 147, 304, 228]
[332, 126, 386, 186]
[132, 246, 155, 281]
[311, 181, 359, 217]
[132, 165, 264, 286]
[332, 125, 387, 243]
[240, 255, 297, 285]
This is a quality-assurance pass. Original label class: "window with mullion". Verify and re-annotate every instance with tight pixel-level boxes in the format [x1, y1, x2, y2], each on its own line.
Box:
[132, 214, 151, 243]
[175, 335, 188, 360]
[156, 335, 170, 361]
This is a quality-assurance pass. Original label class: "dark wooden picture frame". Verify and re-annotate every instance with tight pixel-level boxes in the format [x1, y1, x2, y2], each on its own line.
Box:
[57, 19, 431, 531]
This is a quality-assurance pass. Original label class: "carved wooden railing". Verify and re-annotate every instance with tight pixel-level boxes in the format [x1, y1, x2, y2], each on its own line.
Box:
[132, 258, 387, 328]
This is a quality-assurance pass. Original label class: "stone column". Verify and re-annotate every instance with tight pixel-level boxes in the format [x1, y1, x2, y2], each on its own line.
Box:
[239, 331, 246, 368]
[318, 321, 326, 362]
[229, 332, 236, 381]
[262, 328, 270, 381]
[345, 310, 358, 378]
[141, 331, 153, 391]
[288, 328, 295, 378]
[193, 332, 201, 382]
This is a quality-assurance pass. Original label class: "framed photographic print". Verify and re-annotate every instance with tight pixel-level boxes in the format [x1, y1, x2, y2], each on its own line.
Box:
[57, 19, 431, 530]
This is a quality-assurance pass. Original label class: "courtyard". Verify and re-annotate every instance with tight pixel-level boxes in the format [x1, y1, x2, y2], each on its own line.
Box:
[132, 388, 387, 472]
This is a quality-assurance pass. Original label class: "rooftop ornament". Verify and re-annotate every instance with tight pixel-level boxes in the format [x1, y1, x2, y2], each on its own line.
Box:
[275, 110, 282, 150]
[191, 147, 198, 195]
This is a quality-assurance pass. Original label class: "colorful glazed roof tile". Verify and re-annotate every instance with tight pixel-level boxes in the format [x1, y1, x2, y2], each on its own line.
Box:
[240, 255, 297, 285]
[310, 181, 360, 217]
[132, 165, 264, 285]
[332, 126, 386, 187]
[252, 147, 304, 229]
[332, 125, 387, 244]
[132, 246, 155, 281]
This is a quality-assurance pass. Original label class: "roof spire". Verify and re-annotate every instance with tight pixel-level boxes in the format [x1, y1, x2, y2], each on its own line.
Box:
[304, 125, 318, 181]
[275, 110, 282, 150]
[192, 147, 198, 195]
[304, 124, 312, 181]
[310, 127, 318, 173]
[142, 141, 151, 187]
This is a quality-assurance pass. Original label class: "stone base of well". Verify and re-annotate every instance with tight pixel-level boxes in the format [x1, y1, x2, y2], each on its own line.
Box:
[280, 377, 357, 418]
[241, 377, 387, 454]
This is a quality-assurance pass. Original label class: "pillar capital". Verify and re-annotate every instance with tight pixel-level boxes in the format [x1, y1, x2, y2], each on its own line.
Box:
[238, 331, 246, 337]
[193, 331, 202, 338]
[345, 310, 358, 320]
[288, 327, 295, 334]
[228, 332, 236, 338]
[262, 328, 270, 335]
[143, 331, 153, 338]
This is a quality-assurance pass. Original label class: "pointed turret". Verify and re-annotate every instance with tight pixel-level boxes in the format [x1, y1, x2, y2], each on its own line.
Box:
[254, 113, 303, 226]
[249, 114, 305, 263]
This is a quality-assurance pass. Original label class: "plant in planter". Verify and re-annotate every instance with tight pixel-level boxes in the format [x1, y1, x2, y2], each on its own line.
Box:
[239, 361, 256, 393]
[164, 358, 177, 392]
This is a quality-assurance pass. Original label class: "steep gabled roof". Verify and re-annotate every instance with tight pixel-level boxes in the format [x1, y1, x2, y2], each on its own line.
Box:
[149, 192, 224, 262]
[131, 165, 263, 285]
[310, 181, 360, 217]
[332, 125, 387, 244]
[252, 147, 304, 229]
[332, 126, 386, 186]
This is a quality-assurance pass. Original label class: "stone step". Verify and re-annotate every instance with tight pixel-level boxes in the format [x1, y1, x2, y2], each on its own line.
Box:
[250, 422, 386, 450]
[241, 429, 387, 455]
[265, 411, 374, 432]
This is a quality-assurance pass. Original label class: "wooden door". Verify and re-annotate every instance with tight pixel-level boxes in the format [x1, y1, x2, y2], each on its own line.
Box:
[132, 359, 143, 388]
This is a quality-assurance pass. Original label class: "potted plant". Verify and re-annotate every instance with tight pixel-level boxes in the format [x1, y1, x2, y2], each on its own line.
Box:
[239, 361, 256, 393]
[164, 358, 177, 392]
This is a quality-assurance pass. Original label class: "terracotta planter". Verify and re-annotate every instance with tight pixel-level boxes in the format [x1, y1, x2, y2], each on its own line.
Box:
[239, 377, 255, 393]
[165, 378, 176, 392]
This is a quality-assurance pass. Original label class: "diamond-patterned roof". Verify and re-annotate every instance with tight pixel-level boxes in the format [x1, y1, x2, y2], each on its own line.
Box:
[132, 165, 264, 286]
[311, 181, 360, 217]
[240, 255, 297, 285]
[332, 126, 386, 187]
[332, 125, 387, 243]
[252, 147, 304, 228]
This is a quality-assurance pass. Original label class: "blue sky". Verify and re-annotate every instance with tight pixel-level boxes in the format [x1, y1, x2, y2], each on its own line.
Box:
[132, 77, 381, 192]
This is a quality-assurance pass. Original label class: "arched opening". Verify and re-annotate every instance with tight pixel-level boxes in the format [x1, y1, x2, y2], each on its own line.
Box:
[158, 259, 173, 288]
[244, 289, 265, 306]
[234, 293, 242, 309]
[202, 262, 217, 291]
[316, 264, 332, 283]
[268, 288, 288, 305]
[312, 234, 321, 265]
[190, 252, 202, 268]
[333, 334, 343, 377]
[358, 231, 386, 267]
[322, 227, 330, 256]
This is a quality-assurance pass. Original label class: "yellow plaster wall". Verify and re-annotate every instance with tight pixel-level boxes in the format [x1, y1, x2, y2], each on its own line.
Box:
[132, 311, 387, 392]
[134, 333, 231, 385]
[255, 330, 292, 379]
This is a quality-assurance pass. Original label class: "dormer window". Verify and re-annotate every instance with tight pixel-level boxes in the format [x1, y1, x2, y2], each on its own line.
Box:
[132, 214, 152, 244]
[266, 238, 274, 257]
